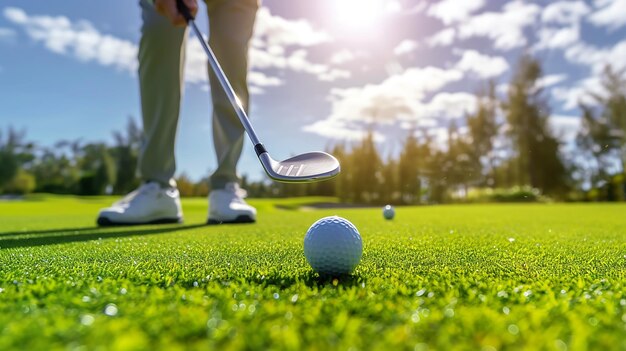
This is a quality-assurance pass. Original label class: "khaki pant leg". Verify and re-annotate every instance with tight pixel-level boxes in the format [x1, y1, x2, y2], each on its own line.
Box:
[207, 0, 258, 189]
[137, 0, 188, 188]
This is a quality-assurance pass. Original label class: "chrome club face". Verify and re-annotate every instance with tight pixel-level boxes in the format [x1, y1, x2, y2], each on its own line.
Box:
[259, 152, 340, 183]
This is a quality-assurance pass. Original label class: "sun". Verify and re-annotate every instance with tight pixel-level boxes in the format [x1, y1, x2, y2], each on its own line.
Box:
[331, 0, 387, 34]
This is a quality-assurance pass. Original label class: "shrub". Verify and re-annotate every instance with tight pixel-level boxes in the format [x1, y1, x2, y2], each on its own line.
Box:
[465, 186, 545, 203]
[3, 169, 36, 195]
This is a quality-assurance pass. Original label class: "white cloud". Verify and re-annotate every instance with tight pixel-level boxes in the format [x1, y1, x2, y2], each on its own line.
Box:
[549, 115, 582, 143]
[454, 50, 509, 79]
[302, 119, 385, 142]
[536, 25, 580, 50]
[420, 92, 477, 120]
[248, 85, 265, 95]
[253, 7, 331, 47]
[4, 7, 27, 24]
[329, 49, 356, 65]
[304, 66, 466, 140]
[248, 7, 350, 83]
[564, 40, 626, 73]
[536, 74, 567, 89]
[496, 83, 510, 96]
[555, 38, 626, 110]
[393, 39, 418, 56]
[427, 28, 455, 47]
[427, 0, 486, 25]
[542, 1, 590, 24]
[552, 77, 602, 110]
[248, 46, 279, 69]
[248, 71, 282, 87]
[5, 6, 348, 90]
[589, 0, 626, 31]
[248, 71, 284, 95]
[564, 43, 606, 69]
[281, 49, 351, 80]
[285, 49, 324, 73]
[4, 7, 137, 72]
[535, 1, 589, 51]
[458, 1, 541, 50]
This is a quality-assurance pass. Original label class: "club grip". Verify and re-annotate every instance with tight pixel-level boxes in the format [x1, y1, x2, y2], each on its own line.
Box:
[176, 0, 194, 22]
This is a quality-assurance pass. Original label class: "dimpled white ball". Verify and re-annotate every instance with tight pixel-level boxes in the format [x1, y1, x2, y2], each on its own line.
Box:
[304, 216, 362, 276]
[383, 205, 395, 220]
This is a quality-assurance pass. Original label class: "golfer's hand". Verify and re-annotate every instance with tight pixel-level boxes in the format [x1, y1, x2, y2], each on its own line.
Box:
[154, 0, 198, 27]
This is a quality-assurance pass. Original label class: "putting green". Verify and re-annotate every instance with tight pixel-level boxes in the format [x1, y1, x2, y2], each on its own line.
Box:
[1, 195, 625, 350]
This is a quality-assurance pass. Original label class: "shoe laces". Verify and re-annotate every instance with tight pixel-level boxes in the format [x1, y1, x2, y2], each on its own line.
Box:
[115, 182, 160, 206]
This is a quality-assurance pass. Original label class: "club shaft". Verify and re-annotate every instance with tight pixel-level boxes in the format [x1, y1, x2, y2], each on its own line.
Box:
[188, 20, 262, 147]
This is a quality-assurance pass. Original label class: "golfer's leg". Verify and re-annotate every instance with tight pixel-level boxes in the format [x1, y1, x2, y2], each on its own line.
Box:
[138, 0, 187, 188]
[208, 0, 258, 189]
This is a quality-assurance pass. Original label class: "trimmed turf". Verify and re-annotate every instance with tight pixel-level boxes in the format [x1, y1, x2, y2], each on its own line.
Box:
[0, 195, 625, 350]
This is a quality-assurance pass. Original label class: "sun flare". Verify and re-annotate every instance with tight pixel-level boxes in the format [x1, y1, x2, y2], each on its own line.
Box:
[331, 0, 387, 34]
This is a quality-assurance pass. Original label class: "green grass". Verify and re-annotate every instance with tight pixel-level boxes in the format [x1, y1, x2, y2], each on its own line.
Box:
[1, 195, 625, 350]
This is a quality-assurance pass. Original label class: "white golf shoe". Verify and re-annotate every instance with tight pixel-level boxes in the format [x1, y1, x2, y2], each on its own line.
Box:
[97, 182, 183, 226]
[207, 182, 256, 224]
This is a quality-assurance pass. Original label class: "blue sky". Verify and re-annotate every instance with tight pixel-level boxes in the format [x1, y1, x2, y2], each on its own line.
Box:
[1, 0, 625, 182]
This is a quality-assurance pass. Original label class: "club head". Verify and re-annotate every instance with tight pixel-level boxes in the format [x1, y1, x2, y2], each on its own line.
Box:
[258, 152, 340, 183]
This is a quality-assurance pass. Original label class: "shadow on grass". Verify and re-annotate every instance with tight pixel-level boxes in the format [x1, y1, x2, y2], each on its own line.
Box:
[0, 226, 101, 238]
[0, 224, 207, 249]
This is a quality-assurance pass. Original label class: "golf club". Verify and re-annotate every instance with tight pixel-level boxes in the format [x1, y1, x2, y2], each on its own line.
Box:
[176, 0, 340, 183]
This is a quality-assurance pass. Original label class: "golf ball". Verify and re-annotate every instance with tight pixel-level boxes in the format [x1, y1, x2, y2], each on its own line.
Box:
[383, 205, 395, 220]
[304, 216, 362, 276]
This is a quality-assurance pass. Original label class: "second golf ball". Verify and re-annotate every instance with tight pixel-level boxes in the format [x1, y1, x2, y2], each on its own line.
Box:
[383, 205, 395, 220]
[304, 216, 362, 276]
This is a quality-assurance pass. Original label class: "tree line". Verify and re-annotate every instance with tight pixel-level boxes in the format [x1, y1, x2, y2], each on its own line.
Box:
[0, 118, 142, 196]
[1, 55, 625, 203]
